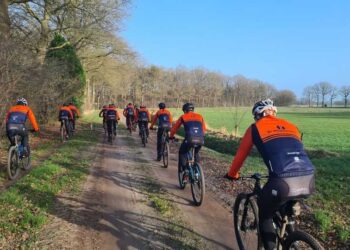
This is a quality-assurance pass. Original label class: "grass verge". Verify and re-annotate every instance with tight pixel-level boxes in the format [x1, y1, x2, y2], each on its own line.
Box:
[0, 120, 98, 248]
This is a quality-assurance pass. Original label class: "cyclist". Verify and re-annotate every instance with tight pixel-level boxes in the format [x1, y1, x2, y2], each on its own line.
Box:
[106, 104, 120, 136]
[68, 102, 80, 131]
[123, 103, 136, 130]
[170, 103, 206, 172]
[5, 98, 39, 156]
[224, 98, 315, 250]
[99, 105, 108, 131]
[136, 105, 151, 138]
[150, 102, 173, 161]
[58, 103, 74, 138]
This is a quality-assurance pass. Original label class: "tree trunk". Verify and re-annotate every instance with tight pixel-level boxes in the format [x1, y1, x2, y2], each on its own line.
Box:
[37, 11, 50, 64]
[0, 0, 10, 40]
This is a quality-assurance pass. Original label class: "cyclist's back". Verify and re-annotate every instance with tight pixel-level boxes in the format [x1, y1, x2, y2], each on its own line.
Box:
[226, 99, 315, 250]
[6, 98, 39, 155]
[150, 103, 173, 160]
[137, 105, 150, 137]
[68, 103, 80, 131]
[59, 103, 74, 136]
[106, 104, 120, 135]
[123, 103, 135, 129]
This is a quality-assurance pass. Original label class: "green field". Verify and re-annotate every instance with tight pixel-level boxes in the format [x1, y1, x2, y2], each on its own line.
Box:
[170, 107, 350, 243]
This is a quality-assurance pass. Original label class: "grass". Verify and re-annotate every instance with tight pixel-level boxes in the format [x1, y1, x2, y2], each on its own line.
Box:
[170, 107, 350, 243]
[0, 115, 99, 248]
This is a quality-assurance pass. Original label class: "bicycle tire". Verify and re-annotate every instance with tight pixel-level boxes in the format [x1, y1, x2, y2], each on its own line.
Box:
[190, 163, 205, 206]
[7, 147, 20, 180]
[233, 193, 262, 250]
[284, 230, 324, 250]
[128, 117, 132, 134]
[60, 124, 67, 142]
[178, 164, 186, 189]
[162, 142, 169, 168]
[21, 145, 31, 170]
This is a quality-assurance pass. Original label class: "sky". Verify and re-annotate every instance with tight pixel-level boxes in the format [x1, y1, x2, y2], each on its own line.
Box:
[120, 0, 350, 97]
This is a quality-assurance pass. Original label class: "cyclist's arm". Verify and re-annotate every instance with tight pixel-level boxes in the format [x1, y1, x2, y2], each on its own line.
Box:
[169, 116, 183, 138]
[228, 126, 253, 178]
[202, 117, 207, 134]
[27, 108, 39, 131]
[168, 111, 173, 124]
[150, 111, 159, 128]
[116, 110, 120, 120]
[98, 110, 104, 117]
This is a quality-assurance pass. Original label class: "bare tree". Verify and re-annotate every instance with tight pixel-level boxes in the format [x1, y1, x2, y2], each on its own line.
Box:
[318, 81, 332, 107]
[312, 83, 321, 107]
[339, 85, 350, 108]
[274, 90, 297, 106]
[303, 86, 314, 107]
[329, 86, 337, 107]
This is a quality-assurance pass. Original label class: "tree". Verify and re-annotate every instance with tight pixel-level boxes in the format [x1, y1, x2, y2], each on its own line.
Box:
[339, 85, 350, 108]
[312, 84, 321, 107]
[274, 90, 297, 106]
[0, 0, 10, 39]
[303, 86, 314, 107]
[329, 86, 337, 107]
[318, 81, 332, 107]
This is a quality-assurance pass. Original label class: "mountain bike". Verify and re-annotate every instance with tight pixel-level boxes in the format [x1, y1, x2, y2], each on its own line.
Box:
[177, 144, 205, 206]
[160, 128, 169, 168]
[107, 120, 117, 143]
[127, 116, 133, 134]
[60, 118, 71, 142]
[7, 134, 31, 180]
[139, 123, 148, 147]
[232, 173, 324, 250]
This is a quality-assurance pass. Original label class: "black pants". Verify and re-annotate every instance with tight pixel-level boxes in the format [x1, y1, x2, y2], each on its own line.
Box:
[126, 115, 134, 128]
[138, 121, 149, 136]
[178, 141, 201, 170]
[107, 120, 117, 135]
[157, 127, 169, 157]
[258, 174, 315, 250]
[60, 119, 71, 136]
[7, 129, 28, 150]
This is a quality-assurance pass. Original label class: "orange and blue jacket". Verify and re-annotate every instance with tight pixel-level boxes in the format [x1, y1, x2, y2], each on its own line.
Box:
[106, 107, 120, 121]
[136, 107, 151, 122]
[68, 105, 80, 118]
[150, 109, 173, 128]
[59, 106, 74, 120]
[228, 115, 314, 178]
[170, 111, 206, 139]
[6, 105, 39, 131]
[123, 105, 135, 117]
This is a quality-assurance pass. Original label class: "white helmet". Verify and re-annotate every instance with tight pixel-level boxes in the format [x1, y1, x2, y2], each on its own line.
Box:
[16, 97, 28, 106]
[252, 98, 277, 121]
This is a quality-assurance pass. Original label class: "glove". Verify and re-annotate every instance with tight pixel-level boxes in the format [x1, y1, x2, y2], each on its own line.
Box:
[224, 173, 239, 181]
[30, 129, 37, 133]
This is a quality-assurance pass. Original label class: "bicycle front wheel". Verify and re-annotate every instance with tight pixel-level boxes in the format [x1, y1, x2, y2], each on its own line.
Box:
[21, 145, 31, 170]
[284, 230, 324, 250]
[7, 147, 20, 180]
[233, 193, 262, 250]
[190, 163, 205, 206]
[60, 124, 66, 142]
[162, 142, 169, 168]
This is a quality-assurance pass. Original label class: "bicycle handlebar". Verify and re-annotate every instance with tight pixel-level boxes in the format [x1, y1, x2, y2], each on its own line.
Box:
[238, 173, 269, 181]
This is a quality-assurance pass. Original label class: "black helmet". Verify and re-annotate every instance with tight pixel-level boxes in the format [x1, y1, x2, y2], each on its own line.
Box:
[159, 102, 166, 109]
[182, 103, 194, 113]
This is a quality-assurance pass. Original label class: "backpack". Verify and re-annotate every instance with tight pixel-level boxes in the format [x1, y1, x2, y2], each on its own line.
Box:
[185, 121, 204, 146]
[138, 111, 148, 121]
[127, 107, 134, 116]
[158, 114, 170, 128]
[106, 109, 117, 120]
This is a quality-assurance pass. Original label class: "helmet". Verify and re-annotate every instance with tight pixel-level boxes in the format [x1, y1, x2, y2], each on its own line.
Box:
[109, 103, 115, 108]
[159, 102, 166, 109]
[182, 103, 194, 113]
[16, 98, 28, 106]
[252, 98, 277, 121]
[140, 105, 146, 108]
[63, 103, 69, 107]
[128, 102, 132, 106]
[103, 105, 107, 108]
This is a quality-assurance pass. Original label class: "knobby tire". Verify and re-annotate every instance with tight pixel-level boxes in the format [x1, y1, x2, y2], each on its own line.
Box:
[284, 230, 324, 250]
[7, 147, 20, 180]
[162, 141, 169, 168]
[190, 163, 205, 206]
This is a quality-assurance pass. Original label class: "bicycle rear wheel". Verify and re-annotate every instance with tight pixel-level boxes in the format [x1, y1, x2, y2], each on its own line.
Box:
[233, 193, 262, 250]
[284, 230, 324, 250]
[178, 164, 186, 189]
[7, 147, 20, 180]
[60, 124, 67, 142]
[162, 142, 169, 168]
[141, 128, 146, 147]
[190, 163, 205, 206]
[21, 145, 31, 170]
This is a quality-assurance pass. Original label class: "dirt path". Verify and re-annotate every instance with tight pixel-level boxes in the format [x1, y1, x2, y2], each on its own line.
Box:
[38, 126, 238, 249]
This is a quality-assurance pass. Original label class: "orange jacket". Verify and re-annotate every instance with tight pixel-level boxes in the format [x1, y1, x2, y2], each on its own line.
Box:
[170, 111, 206, 138]
[6, 105, 39, 131]
[59, 106, 74, 120]
[136, 107, 151, 121]
[68, 105, 80, 117]
[228, 115, 306, 178]
[150, 109, 173, 128]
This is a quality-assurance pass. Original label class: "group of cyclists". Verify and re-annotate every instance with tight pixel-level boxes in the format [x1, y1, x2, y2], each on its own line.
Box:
[4, 97, 318, 250]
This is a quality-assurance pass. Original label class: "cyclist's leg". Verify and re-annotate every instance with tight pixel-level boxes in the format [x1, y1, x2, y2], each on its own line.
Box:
[145, 121, 149, 137]
[138, 121, 142, 135]
[6, 129, 16, 146]
[126, 115, 130, 129]
[157, 128, 163, 159]
[107, 120, 112, 135]
[113, 120, 117, 135]
[259, 178, 289, 250]
[194, 145, 202, 163]
[178, 141, 189, 171]
[19, 129, 29, 155]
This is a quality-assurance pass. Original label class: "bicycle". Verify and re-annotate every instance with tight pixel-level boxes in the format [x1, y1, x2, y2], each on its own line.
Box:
[107, 120, 117, 143]
[139, 123, 148, 147]
[127, 116, 133, 134]
[7, 134, 31, 180]
[232, 173, 323, 250]
[176, 142, 205, 206]
[60, 117, 71, 142]
[160, 128, 170, 168]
